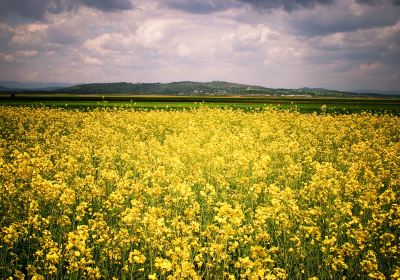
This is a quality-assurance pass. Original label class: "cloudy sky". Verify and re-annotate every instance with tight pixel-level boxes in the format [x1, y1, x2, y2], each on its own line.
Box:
[0, 0, 399, 91]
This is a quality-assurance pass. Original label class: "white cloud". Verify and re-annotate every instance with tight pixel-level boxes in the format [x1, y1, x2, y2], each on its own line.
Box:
[232, 24, 271, 51]
[135, 19, 178, 48]
[1, 53, 15, 63]
[83, 33, 115, 56]
[0, 23, 13, 34]
[176, 43, 192, 57]
[10, 23, 49, 49]
[15, 50, 38, 58]
[80, 54, 103, 65]
[358, 62, 382, 74]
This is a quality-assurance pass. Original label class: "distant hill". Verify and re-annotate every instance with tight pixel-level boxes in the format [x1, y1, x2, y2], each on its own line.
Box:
[56, 81, 363, 96]
[57, 81, 270, 95]
[0, 86, 11, 91]
[353, 90, 400, 96]
[0, 81, 73, 90]
[1, 80, 398, 97]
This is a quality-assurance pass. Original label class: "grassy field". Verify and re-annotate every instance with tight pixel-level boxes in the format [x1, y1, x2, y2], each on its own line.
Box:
[0, 106, 399, 279]
[1, 94, 400, 114]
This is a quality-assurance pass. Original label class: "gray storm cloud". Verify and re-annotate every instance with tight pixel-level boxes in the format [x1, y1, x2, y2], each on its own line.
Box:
[356, 0, 400, 5]
[0, 0, 133, 20]
[289, 5, 400, 35]
[164, 0, 400, 14]
[163, 0, 335, 13]
[239, 0, 400, 10]
[79, 0, 134, 11]
[163, 0, 236, 14]
[239, 0, 335, 11]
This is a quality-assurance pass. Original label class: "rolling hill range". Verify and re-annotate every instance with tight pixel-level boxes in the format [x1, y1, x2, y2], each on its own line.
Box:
[0, 81, 398, 97]
[51, 81, 368, 97]
[57, 81, 268, 95]
[0, 81, 73, 90]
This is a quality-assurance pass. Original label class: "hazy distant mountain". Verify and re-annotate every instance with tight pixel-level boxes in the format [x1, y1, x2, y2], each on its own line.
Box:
[299, 87, 400, 97]
[1, 80, 398, 97]
[58, 81, 270, 95]
[56, 81, 399, 97]
[0, 81, 74, 90]
[300, 87, 332, 91]
[353, 90, 400, 96]
[0, 86, 11, 91]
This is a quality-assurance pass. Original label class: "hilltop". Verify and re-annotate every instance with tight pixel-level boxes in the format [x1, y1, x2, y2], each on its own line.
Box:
[56, 81, 393, 97]
[57, 81, 269, 95]
[0, 80, 397, 97]
[54, 81, 365, 97]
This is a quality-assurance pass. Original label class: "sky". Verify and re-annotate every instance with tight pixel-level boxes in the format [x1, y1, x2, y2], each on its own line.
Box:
[0, 0, 399, 91]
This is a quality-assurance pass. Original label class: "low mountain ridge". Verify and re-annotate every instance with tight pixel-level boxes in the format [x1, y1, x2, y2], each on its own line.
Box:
[0, 81, 74, 90]
[1, 80, 398, 97]
[0, 86, 11, 91]
[57, 81, 350, 96]
[57, 81, 268, 95]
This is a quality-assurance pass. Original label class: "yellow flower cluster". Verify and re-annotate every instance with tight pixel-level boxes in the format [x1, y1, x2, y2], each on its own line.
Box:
[0, 106, 399, 279]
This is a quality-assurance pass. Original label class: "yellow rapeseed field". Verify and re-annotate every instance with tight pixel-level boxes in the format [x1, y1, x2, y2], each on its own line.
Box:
[0, 106, 399, 279]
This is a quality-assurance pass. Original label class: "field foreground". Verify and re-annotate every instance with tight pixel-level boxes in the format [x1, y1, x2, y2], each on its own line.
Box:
[0, 107, 399, 279]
